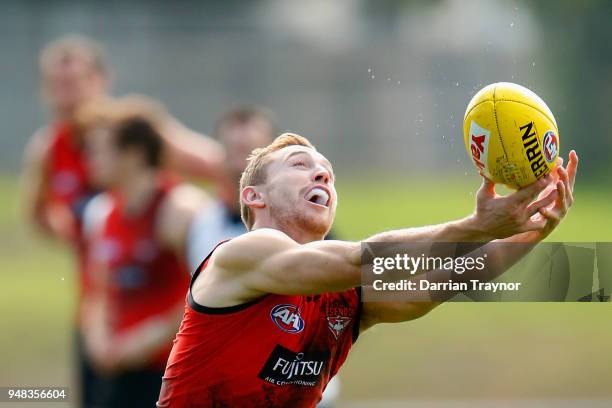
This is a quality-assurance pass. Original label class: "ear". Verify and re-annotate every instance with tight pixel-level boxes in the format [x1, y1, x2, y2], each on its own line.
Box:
[241, 186, 266, 209]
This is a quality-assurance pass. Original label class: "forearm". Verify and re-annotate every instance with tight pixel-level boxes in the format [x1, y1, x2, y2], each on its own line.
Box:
[409, 239, 535, 302]
[162, 119, 226, 181]
[366, 215, 492, 244]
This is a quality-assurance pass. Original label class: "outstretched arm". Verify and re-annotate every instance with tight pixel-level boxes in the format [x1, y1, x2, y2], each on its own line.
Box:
[200, 157, 573, 309]
[117, 95, 226, 182]
[360, 151, 579, 330]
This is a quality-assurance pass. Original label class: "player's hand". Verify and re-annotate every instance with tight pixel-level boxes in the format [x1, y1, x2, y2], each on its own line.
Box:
[471, 171, 558, 240]
[515, 150, 578, 242]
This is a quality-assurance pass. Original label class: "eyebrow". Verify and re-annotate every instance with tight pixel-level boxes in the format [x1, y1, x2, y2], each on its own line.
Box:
[284, 150, 335, 180]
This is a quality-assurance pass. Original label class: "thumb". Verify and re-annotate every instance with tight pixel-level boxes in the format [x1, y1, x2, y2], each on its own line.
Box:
[478, 172, 496, 197]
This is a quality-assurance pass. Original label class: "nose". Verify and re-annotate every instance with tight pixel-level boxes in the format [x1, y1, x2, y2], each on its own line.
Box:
[313, 167, 331, 184]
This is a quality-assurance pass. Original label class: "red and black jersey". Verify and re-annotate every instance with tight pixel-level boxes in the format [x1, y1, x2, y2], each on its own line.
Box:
[157, 242, 362, 408]
[87, 175, 191, 370]
[42, 122, 97, 292]
[44, 122, 96, 237]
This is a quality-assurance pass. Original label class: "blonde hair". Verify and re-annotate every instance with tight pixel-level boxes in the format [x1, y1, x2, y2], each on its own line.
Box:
[240, 133, 315, 229]
[40, 35, 109, 76]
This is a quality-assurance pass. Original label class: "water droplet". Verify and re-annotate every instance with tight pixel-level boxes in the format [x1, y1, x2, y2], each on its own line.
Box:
[456, 82, 460, 86]
[532, 62, 536, 67]
[371, 75, 375, 79]
[442, 135, 445, 139]
[397, 81, 401, 85]
[368, 68, 372, 73]
[510, 22, 515, 28]
[464, 172, 468, 176]
[387, 78, 391, 81]
[61, 277, 65, 281]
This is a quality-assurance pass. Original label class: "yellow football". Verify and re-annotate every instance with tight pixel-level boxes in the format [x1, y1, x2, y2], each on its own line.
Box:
[463, 82, 560, 189]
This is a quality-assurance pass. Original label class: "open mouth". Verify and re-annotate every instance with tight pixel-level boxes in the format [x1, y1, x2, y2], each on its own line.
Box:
[304, 187, 330, 208]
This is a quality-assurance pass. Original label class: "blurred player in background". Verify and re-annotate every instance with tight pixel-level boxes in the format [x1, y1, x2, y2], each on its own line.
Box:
[21, 35, 224, 407]
[187, 106, 340, 406]
[187, 105, 277, 271]
[78, 97, 209, 408]
[158, 133, 577, 407]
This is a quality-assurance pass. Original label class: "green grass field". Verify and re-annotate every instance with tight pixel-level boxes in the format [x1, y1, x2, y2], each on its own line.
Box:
[1, 175, 611, 405]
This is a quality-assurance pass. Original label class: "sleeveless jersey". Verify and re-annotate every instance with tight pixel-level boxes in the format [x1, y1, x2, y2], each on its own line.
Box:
[43, 122, 97, 292]
[157, 242, 362, 408]
[87, 176, 191, 369]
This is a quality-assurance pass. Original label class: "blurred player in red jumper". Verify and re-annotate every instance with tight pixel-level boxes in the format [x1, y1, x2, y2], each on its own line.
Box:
[21, 35, 223, 407]
[78, 97, 209, 407]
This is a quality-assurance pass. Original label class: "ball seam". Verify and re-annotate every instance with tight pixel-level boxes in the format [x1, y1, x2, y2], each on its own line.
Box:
[467, 98, 557, 130]
[492, 86, 509, 168]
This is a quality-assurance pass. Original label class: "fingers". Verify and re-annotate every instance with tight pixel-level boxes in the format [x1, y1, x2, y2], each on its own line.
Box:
[556, 156, 564, 167]
[538, 181, 567, 221]
[513, 175, 551, 204]
[539, 206, 561, 225]
[521, 215, 548, 232]
[550, 157, 563, 183]
[478, 173, 496, 197]
[555, 180, 567, 213]
[557, 166, 574, 207]
[526, 188, 558, 216]
[567, 150, 579, 189]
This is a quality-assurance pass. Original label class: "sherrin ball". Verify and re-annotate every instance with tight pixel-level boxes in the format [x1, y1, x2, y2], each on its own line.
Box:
[463, 82, 560, 189]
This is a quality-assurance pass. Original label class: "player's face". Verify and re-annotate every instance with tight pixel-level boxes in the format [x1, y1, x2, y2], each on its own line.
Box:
[262, 146, 337, 237]
[84, 125, 120, 188]
[40, 55, 106, 117]
[220, 119, 273, 180]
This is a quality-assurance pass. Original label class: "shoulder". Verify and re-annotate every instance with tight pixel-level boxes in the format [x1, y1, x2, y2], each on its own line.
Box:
[159, 183, 211, 221]
[213, 228, 298, 270]
[157, 182, 211, 248]
[24, 126, 52, 164]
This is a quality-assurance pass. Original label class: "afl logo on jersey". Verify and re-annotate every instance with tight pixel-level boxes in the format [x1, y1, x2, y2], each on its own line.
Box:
[270, 304, 305, 334]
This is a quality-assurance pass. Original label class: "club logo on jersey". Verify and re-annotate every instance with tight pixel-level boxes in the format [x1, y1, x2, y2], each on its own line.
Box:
[469, 120, 491, 175]
[270, 304, 305, 334]
[542, 130, 559, 164]
[327, 316, 351, 339]
[326, 303, 354, 340]
[258, 344, 329, 387]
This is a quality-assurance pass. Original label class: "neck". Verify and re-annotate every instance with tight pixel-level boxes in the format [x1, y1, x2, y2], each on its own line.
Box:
[52, 105, 78, 124]
[116, 168, 159, 214]
[251, 219, 325, 244]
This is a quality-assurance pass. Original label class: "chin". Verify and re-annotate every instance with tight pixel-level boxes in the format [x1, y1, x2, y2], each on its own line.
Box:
[297, 212, 332, 237]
